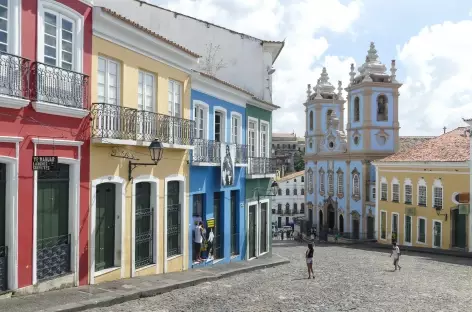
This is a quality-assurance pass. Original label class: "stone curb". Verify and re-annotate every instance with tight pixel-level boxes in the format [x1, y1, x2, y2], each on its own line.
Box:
[51, 259, 290, 312]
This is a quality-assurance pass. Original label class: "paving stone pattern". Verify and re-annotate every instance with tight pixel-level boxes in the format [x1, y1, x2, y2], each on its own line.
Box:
[89, 242, 472, 312]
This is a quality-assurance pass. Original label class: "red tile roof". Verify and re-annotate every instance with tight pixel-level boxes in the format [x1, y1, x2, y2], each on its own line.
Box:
[278, 170, 305, 182]
[100, 7, 201, 58]
[196, 71, 253, 96]
[380, 127, 470, 162]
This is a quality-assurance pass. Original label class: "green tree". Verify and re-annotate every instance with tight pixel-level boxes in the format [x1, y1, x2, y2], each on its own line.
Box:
[294, 153, 305, 172]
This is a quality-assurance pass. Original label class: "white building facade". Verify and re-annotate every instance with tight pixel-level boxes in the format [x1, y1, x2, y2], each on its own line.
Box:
[273, 171, 306, 227]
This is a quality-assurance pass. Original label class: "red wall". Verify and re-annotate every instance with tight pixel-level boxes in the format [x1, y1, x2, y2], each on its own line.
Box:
[0, 0, 93, 288]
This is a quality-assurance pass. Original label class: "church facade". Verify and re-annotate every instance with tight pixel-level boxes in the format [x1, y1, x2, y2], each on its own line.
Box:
[304, 43, 402, 239]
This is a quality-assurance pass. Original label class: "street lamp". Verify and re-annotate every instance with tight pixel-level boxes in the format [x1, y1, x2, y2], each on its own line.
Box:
[434, 205, 448, 221]
[128, 139, 164, 180]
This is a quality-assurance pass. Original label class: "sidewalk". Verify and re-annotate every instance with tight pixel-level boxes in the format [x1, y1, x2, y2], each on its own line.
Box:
[0, 256, 289, 312]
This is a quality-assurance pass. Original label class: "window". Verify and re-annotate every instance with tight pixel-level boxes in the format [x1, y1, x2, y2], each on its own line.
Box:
[194, 105, 207, 139]
[337, 170, 344, 197]
[277, 203, 282, 210]
[167, 181, 181, 257]
[231, 114, 241, 144]
[300, 203, 305, 213]
[0, 0, 8, 52]
[138, 71, 155, 112]
[294, 179, 297, 182]
[307, 168, 314, 194]
[248, 120, 257, 157]
[433, 179, 443, 209]
[301, 176, 304, 183]
[293, 203, 298, 214]
[309, 111, 313, 130]
[381, 182, 387, 201]
[319, 169, 325, 195]
[277, 188, 282, 196]
[392, 181, 399, 203]
[380, 211, 386, 239]
[376, 94, 388, 121]
[404, 179, 412, 204]
[326, 109, 333, 126]
[192, 194, 203, 216]
[372, 187, 376, 200]
[353, 97, 360, 122]
[301, 188, 304, 195]
[328, 171, 334, 195]
[97, 56, 120, 105]
[417, 217, 426, 244]
[285, 203, 290, 214]
[293, 189, 297, 195]
[352, 173, 360, 197]
[215, 112, 223, 142]
[168, 80, 181, 117]
[418, 178, 427, 206]
[42, 11, 75, 70]
[285, 189, 290, 196]
[260, 122, 269, 158]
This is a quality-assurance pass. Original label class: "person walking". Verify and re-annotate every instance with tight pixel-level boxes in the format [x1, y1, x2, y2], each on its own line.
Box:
[194, 221, 204, 262]
[305, 243, 314, 279]
[390, 242, 402, 271]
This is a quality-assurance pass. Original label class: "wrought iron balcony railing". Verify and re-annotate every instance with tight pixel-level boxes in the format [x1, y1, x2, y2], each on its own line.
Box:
[277, 209, 283, 214]
[0, 52, 30, 99]
[32, 62, 89, 109]
[192, 138, 248, 164]
[285, 209, 291, 215]
[91, 103, 195, 146]
[248, 157, 277, 175]
[37, 234, 71, 281]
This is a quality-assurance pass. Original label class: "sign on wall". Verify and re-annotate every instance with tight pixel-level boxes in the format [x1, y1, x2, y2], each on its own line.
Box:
[32, 156, 58, 171]
[221, 143, 236, 186]
[207, 218, 215, 228]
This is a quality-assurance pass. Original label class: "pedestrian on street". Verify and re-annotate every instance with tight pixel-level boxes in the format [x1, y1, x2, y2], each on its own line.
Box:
[305, 243, 314, 279]
[281, 230, 284, 240]
[390, 242, 401, 271]
[194, 221, 204, 262]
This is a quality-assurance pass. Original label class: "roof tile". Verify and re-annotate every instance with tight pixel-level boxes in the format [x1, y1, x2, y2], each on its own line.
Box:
[278, 170, 305, 182]
[196, 71, 253, 96]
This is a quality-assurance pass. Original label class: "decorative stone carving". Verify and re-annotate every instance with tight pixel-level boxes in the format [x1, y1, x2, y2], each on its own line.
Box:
[351, 210, 361, 220]
[306, 84, 312, 101]
[390, 60, 397, 83]
[375, 129, 389, 146]
[376, 94, 388, 121]
[351, 168, 361, 201]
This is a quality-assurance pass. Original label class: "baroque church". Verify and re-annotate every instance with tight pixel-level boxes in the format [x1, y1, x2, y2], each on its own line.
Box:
[303, 42, 402, 239]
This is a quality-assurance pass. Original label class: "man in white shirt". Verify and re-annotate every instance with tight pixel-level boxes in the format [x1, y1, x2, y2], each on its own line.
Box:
[194, 222, 203, 262]
[390, 242, 402, 271]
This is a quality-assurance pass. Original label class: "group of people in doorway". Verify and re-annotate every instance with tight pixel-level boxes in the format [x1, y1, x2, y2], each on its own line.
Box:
[193, 221, 215, 262]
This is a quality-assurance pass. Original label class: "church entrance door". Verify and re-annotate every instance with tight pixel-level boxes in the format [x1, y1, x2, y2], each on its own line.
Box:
[327, 204, 335, 231]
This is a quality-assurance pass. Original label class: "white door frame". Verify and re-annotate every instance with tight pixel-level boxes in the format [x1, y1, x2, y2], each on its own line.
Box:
[432, 219, 442, 248]
[403, 214, 413, 246]
[246, 200, 258, 260]
[258, 199, 270, 256]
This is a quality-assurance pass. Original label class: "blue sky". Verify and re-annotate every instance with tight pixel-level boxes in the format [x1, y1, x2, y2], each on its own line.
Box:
[152, 0, 472, 136]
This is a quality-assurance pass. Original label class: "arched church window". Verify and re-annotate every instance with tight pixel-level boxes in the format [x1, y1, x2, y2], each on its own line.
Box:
[309, 111, 314, 130]
[376, 95, 388, 121]
[319, 168, 325, 195]
[294, 189, 298, 195]
[278, 188, 282, 195]
[300, 203, 305, 213]
[326, 109, 333, 126]
[301, 188, 305, 195]
[328, 171, 334, 195]
[353, 173, 360, 196]
[354, 97, 360, 122]
[286, 188, 290, 195]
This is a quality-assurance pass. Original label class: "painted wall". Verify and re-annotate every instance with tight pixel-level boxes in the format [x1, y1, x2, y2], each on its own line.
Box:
[273, 175, 306, 225]
[90, 36, 191, 283]
[376, 166, 470, 249]
[0, 0, 93, 289]
[94, 0, 277, 101]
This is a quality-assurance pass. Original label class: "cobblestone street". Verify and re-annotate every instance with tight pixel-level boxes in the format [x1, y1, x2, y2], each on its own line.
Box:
[89, 241, 472, 312]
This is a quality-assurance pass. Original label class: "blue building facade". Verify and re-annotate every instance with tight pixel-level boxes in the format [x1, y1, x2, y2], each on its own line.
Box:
[304, 42, 402, 240]
[188, 73, 252, 267]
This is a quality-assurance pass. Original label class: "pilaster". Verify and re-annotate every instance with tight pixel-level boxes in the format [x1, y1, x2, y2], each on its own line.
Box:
[363, 88, 373, 151]
[361, 160, 369, 233]
[345, 159, 351, 232]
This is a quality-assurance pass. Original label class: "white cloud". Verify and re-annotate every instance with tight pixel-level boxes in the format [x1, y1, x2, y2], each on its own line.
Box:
[396, 21, 472, 135]
[152, 0, 363, 137]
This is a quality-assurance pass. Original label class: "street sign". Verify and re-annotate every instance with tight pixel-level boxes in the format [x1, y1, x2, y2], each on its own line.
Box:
[32, 156, 58, 171]
[458, 192, 470, 204]
[207, 218, 215, 228]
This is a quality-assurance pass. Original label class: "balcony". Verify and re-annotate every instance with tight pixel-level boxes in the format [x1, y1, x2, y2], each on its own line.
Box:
[277, 208, 283, 215]
[31, 62, 89, 118]
[0, 52, 30, 109]
[247, 157, 277, 178]
[192, 138, 248, 165]
[91, 103, 195, 148]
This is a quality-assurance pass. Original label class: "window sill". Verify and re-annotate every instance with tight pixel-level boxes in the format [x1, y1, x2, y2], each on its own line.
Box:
[418, 204, 427, 207]
[416, 241, 427, 245]
[136, 263, 156, 272]
[167, 254, 182, 261]
[95, 266, 121, 277]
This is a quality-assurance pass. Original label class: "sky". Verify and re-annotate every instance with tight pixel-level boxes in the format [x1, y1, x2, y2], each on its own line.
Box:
[151, 0, 472, 136]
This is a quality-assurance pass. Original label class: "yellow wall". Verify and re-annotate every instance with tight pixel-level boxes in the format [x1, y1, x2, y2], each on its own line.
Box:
[91, 36, 190, 284]
[377, 165, 470, 250]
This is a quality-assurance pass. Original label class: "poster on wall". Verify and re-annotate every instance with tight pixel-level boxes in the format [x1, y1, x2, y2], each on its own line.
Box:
[221, 143, 235, 186]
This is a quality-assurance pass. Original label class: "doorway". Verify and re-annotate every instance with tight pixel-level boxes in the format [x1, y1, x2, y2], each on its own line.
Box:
[95, 183, 116, 272]
[248, 204, 256, 258]
[367, 216, 374, 239]
[277, 216, 281, 229]
[230, 191, 238, 256]
[339, 215, 344, 233]
[451, 209, 466, 248]
[213, 192, 223, 259]
[404, 216, 412, 244]
[308, 208, 313, 226]
[327, 204, 335, 230]
[0, 163, 6, 291]
[318, 210, 323, 230]
[352, 219, 360, 239]
[135, 182, 153, 269]
[433, 221, 441, 248]
[391, 214, 399, 243]
[37, 164, 71, 281]
[260, 202, 268, 254]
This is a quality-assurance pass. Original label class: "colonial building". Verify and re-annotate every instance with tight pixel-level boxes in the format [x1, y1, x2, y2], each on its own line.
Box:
[373, 127, 470, 250]
[92, 0, 284, 260]
[462, 118, 472, 250]
[304, 42, 403, 239]
[0, 0, 92, 293]
[273, 171, 306, 228]
[189, 73, 252, 267]
[272, 132, 305, 176]
[89, 7, 198, 284]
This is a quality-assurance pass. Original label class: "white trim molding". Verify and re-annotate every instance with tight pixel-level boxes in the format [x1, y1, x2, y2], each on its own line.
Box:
[89, 175, 126, 285]
[373, 161, 469, 168]
[230, 111, 243, 145]
[391, 212, 399, 242]
[163, 174, 186, 273]
[403, 214, 413, 246]
[131, 175, 159, 277]
[258, 199, 270, 256]
[32, 138, 84, 146]
[432, 219, 442, 248]
[416, 216, 427, 245]
[246, 200, 258, 260]
[93, 7, 199, 74]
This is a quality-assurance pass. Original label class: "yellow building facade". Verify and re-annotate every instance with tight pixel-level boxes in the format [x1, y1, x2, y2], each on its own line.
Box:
[88, 7, 199, 284]
[373, 127, 471, 250]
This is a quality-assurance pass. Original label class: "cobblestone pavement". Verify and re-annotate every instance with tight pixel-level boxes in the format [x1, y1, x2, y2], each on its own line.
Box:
[89, 241, 472, 312]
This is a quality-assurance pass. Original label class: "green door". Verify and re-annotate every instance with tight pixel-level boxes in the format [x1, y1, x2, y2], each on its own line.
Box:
[452, 209, 466, 248]
[367, 216, 374, 239]
[37, 164, 70, 281]
[213, 192, 222, 259]
[95, 183, 116, 271]
[405, 216, 412, 243]
[352, 219, 360, 239]
[0, 163, 6, 291]
[135, 182, 152, 269]
[433, 221, 441, 248]
[260, 203, 267, 253]
[248, 205, 256, 258]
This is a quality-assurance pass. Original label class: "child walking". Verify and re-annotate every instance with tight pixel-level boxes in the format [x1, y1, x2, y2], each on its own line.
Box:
[305, 243, 314, 279]
[390, 242, 401, 271]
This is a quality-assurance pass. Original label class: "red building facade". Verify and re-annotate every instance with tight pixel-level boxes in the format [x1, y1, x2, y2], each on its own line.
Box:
[0, 0, 92, 292]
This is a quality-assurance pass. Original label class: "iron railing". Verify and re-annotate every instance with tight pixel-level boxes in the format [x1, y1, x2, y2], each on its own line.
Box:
[248, 157, 277, 175]
[37, 234, 71, 281]
[91, 103, 194, 146]
[135, 207, 154, 269]
[300, 208, 305, 214]
[192, 138, 248, 164]
[0, 52, 30, 99]
[32, 62, 89, 109]
[167, 204, 181, 258]
[277, 208, 283, 215]
[293, 208, 298, 214]
[285, 209, 291, 215]
[0, 246, 8, 291]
